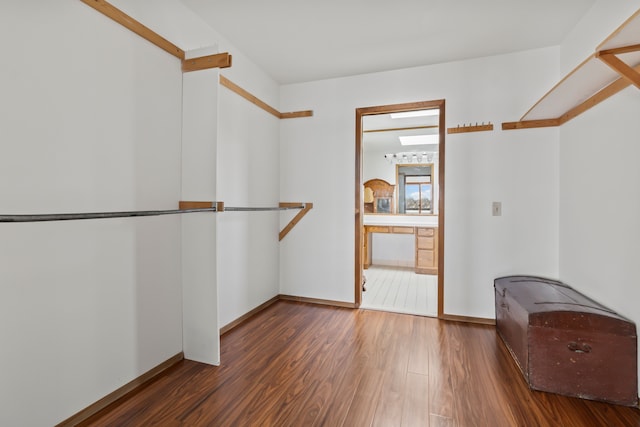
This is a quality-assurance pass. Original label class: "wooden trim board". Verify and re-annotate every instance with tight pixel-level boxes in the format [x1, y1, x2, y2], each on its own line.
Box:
[219, 76, 313, 119]
[56, 352, 184, 426]
[83, 1, 312, 119]
[501, 119, 561, 130]
[81, 0, 185, 59]
[447, 123, 493, 134]
[183, 53, 233, 73]
[220, 75, 280, 117]
[440, 314, 496, 326]
[220, 296, 280, 335]
[82, 0, 232, 73]
[220, 296, 496, 337]
[280, 111, 314, 119]
[558, 65, 639, 123]
[179, 200, 214, 210]
[597, 51, 640, 89]
[278, 294, 357, 309]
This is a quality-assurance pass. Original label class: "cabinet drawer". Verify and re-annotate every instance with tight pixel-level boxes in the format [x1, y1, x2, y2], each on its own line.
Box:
[366, 226, 390, 233]
[417, 227, 435, 237]
[417, 236, 434, 250]
[417, 249, 435, 266]
[392, 226, 414, 234]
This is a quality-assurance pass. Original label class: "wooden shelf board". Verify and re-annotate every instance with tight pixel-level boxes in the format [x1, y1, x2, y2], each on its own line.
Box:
[598, 9, 640, 51]
[447, 124, 493, 134]
[219, 75, 313, 120]
[521, 55, 607, 121]
[504, 8, 640, 128]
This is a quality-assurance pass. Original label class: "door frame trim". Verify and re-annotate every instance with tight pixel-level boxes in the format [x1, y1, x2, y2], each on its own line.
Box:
[355, 100, 445, 317]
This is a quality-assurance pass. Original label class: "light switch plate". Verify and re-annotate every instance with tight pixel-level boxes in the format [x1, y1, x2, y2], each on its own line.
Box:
[492, 201, 502, 216]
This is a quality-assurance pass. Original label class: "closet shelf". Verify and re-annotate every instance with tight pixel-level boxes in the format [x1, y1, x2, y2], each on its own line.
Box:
[502, 8, 640, 130]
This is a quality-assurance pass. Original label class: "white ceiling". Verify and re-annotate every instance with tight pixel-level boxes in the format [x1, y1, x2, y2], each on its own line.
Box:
[179, 0, 596, 84]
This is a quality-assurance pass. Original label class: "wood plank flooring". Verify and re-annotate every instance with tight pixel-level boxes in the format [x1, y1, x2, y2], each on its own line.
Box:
[81, 301, 640, 427]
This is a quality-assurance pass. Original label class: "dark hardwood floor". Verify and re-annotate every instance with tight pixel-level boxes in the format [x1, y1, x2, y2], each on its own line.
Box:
[81, 301, 640, 426]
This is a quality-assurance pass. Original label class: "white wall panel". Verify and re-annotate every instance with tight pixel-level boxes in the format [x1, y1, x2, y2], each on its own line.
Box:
[560, 1, 640, 74]
[558, 0, 640, 395]
[0, 1, 183, 425]
[215, 77, 281, 328]
[279, 48, 561, 317]
[181, 69, 220, 365]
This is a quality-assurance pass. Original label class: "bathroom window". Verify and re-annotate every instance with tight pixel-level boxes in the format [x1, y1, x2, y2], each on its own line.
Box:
[404, 175, 432, 214]
[397, 164, 433, 214]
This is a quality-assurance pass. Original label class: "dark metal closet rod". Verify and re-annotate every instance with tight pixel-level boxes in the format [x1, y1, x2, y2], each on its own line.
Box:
[0, 204, 305, 223]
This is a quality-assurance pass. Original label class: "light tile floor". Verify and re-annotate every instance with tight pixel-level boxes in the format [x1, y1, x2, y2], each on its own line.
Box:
[361, 265, 437, 317]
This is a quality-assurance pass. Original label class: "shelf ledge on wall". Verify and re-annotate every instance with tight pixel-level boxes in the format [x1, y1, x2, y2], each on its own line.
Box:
[502, 8, 640, 130]
[219, 76, 313, 119]
[447, 123, 493, 134]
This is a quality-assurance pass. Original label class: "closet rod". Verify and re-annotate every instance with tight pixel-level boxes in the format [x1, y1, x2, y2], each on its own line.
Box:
[0, 208, 218, 223]
[0, 204, 307, 223]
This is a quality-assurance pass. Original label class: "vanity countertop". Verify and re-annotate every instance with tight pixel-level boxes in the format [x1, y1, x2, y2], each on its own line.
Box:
[363, 214, 438, 227]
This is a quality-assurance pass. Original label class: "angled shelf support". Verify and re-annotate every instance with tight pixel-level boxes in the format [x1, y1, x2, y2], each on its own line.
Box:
[597, 44, 640, 89]
[178, 201, 313, 241]
[279, 202, 313, 241]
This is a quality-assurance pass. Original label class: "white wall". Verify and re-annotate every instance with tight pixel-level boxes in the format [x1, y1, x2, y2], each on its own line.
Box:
[558, 1, 640, 389]
[560, 1, 640, 74]
[0, 2, 183, 426]
[216, 78, 281, 328]
[279, 48, 561, 317]
[371, 233, 416, 267]
[211, 38, 283, 328]
[181, 69, 220, 365]
[364, 147, 397, 183]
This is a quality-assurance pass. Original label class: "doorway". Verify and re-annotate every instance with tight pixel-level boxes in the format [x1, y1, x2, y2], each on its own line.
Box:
[355, 100, 445, 318]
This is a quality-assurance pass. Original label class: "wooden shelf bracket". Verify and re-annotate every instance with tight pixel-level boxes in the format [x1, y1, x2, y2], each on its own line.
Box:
[279, 202, 313, 241]
[179, 201, 312, 241]
[596, 44, 640, 89]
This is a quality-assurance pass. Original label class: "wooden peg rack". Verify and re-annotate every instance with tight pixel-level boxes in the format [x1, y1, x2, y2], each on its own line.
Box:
[447, 123, 494, 134]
